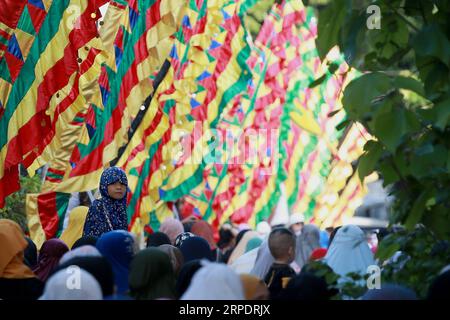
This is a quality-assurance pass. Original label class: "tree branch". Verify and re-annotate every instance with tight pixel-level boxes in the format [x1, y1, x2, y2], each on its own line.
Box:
[386, 3, 420, 32]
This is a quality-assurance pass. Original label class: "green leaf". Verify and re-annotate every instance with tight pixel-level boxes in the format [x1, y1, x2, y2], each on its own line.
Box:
[309, 63, 340, 88]
[316, 0, 349, 60]
[422, 206, 450, 240]
[339, 9, 367, 69]
[411, 144, 447, 178]
[327, 62, 339, 74]
[328, 109, 342, 118]
[404, 109, 421, 132]
[415, 56, 449, 101]
[405, 189, 434, 230]
[367, 15, 409, 61]
[379, 161, 399, 185]
[376, 241, 400, 261]
[308, 74, 327, 88]
[433, 98, 450, 130]
[447, 150, 450, 173]
[374, 108, 407, 152]
[358, 141, 383, 181]
[342, 72, 391, 118]
[413, 24, 450, 67]
[393, 76, 425, 97]
[336, 119, 351, 131]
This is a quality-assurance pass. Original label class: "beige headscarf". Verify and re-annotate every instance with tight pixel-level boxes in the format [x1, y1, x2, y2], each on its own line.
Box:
[240, 273, 269, 300]
[0, 219, 36, 279]
[228, 231, 260, 265]
[157, 244, 184, 276]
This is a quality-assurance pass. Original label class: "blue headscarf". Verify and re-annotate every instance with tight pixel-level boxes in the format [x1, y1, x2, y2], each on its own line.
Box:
[320, 230, 330, 248]
[96, 230, 135, 295]
[83, 167, 129, 237]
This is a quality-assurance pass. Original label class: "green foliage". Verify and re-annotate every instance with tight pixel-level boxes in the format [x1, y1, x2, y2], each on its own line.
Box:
[304, 260, 369, 300]
[0, 174, 41, 233]
[315, 0, 450, 240]
[377, 226, 450, 298]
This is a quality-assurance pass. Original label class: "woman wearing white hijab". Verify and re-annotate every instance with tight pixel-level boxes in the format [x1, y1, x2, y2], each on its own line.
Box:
[249, 240, 275, 279]
[228, 231, 260, 265]
[230, 247, 259, 275]
[181, 261, 245, 300]
[325, 225, 376, 277]
[59, 245, 102, 265]
[39, 267, 103, 300]
[295, 224, 321, 269]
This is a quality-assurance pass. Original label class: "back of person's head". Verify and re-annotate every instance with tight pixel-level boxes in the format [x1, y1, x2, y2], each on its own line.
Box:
[180, 262, 245, 300]
[328, 226, 341, 248]
[183, 221, 195, 233]
[191, 220, 216, 250]
[79, 192, 92, 207]
[96, 230, 135, 263]
[268, 228, 295, 263]
[159, 218, 184, 244]
[59, 245, 101, 265]
[146, 232, 171, 247]
[427, 266, 450, 300]
[55, 256, 115, 297]
[279, 272, 336, 300]
[128, 247, 176, 300]
[176, 260, 203, 298]
[157, 244, 184, 276]
[39, 268, 102, 300]
[362, 283, 417, 300]
[179, 236, 213, 263]
[217, 228, 235, 249]
[72, 236, 98, 250]
[256, 221, 271, 237]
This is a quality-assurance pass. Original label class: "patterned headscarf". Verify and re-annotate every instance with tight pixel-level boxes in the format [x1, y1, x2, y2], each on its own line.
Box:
[83, 167, 129, 237]
[174, 232, 195, 248]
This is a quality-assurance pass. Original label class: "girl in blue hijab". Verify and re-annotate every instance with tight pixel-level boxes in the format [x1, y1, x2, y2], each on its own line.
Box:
[96, 230, 135, 296]
[83, 167, 128, 237]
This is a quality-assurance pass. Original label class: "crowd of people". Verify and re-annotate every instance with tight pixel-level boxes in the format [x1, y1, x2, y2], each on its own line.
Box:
[1, 167, 449, 300]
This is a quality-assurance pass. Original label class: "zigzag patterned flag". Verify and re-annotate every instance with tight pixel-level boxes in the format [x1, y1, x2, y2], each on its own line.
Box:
[0, 0, 108, 208]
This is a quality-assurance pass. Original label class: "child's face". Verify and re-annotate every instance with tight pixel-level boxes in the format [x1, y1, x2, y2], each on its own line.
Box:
[107, 181, 127, 200]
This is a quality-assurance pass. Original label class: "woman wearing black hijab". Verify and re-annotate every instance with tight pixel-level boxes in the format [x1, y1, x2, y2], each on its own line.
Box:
[71, 236, 98, 250]
[23, 237, 38, 269]
[146, 232, 171, 247]
[175, 260, 203, 298]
